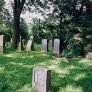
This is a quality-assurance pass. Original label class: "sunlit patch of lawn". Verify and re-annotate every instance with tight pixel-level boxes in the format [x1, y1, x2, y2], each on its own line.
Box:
[0, 51, 52, 92]
[0, 52, 92, 92]
[51, 57, 92, 92]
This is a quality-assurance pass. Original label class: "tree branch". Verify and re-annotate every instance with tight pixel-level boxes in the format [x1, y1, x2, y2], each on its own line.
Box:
[18, 0, 26, 15]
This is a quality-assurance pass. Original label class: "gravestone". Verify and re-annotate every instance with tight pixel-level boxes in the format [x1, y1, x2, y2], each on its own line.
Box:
[10, 38, 12, 43]
[41, 39, 48, 52]
[53, 39, 60, 55]
[26, 36, 34, 51]
[86, 52, 92, 60]
[0, 35, 5, 52]
[32, 66, 51, 92]
[48, 40, 53, 51]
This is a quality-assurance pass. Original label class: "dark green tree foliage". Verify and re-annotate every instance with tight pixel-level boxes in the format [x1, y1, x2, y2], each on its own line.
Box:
[20, 19, 29, 41]
[0, 0, 5, 11]
[35, 0, 92, 56]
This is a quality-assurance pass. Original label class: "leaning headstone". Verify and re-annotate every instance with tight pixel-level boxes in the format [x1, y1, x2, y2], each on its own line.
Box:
[48, 40, 53, 51]
[41, 39, 48, 52]
[26, 36, 34, 51]
[0, 35, 5, 52]
[53, 39, 60, 55]
[86, 52, 92, 60]
[32, 66, 51, 92]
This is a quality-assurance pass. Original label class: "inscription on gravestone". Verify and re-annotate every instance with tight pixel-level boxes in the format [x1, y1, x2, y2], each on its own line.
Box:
[0, 35, 5, 52]
[41, 39, 48, 52]
[32, 66, 51, 92]
[53, 39, 60, 55]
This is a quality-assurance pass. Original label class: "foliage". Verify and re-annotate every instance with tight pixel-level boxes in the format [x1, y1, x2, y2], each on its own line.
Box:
[0, 20, 12, 41]
[20, 19, 29, 41]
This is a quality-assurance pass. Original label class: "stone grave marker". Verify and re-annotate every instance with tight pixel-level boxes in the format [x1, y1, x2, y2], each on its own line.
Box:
[41, 39, 48, 52]
[53, 39, 60, 55]
[48, 40, 53, 51]
[26, 36, 34, 51]
[86, 52, 92, 60]
[0, 35, 5, 52]
[32, 66, 51, 92]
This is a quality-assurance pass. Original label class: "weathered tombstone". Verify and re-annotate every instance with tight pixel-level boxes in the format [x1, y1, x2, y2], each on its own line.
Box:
[0, 35, 5, 52]
[32, 66, 51, 92]
[41, 39, 48, 52]
[26, 36, 34, 51]
[86, 52, 92, 60]
[48, 40, 53, 52]
[18, 36, 22, 51]
[53, 39, 60, 55]
[10, 38, 12, 43]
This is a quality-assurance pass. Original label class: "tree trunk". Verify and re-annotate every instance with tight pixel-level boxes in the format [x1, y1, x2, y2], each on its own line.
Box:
[12, 14, 20, 50]
[12, 0, 26, 50]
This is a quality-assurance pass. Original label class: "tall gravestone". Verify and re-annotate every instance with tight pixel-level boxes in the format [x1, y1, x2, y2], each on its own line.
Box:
[53, 39, 60, 55]
[26, 36, 34, 51]
[48, 40, 53, 52]
[41, 39, 48, 52]
[0, 35, 5, 52]
[32, 66, 51, 92]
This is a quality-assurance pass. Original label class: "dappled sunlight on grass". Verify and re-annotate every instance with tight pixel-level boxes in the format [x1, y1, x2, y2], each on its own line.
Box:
[0, 67, 5, 74]
[4, 54, 14, 58]
[18, 84, 32, 92]
[0, 52, 92, 92]
[74, 73, 86, 81]
[58, 85, 83, 92]
[79, 59, 92, 66]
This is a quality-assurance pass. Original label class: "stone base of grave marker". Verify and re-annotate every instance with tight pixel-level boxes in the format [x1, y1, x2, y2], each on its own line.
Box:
[32, 66, 51, 92]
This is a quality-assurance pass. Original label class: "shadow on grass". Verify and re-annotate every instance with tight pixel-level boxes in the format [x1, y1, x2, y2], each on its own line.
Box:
[0, 52, 52, 92]
[51, 58, 92, 92]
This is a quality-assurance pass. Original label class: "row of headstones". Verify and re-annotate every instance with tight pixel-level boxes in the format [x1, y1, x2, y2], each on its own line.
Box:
[0, 34, 61, 54]
[41, 39, 60, 55]
[0, 35, 34, 52]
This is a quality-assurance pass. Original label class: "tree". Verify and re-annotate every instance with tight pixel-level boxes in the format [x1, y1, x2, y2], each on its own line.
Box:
[12, 0, 26, 50]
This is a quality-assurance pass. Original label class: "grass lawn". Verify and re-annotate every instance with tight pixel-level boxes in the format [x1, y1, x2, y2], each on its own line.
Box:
[0, 51, 92, 92]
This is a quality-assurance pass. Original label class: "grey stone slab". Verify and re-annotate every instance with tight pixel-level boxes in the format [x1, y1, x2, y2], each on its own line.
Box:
[53, 39, 60, 55]
[32, 66, 51, 92]
[0, 35, 5, 52]
[41, 39, 48, 52]
[26, 36, 34, 51]
[86, 52, 92, 60]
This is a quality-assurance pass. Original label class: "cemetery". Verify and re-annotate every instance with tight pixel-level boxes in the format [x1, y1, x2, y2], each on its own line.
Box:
[0, 0, 92, 92]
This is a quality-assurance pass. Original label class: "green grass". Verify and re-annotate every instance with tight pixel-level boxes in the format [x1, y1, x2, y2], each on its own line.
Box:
[0, 51, 92, 92]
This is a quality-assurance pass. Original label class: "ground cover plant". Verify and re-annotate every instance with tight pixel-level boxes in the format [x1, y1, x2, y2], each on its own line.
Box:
[0, 51, 92, 92]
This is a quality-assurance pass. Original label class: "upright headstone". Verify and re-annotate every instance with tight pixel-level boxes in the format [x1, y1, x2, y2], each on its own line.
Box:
[86, 52, 92, 60]
[41, 39, 48, 52]
[10, 38, 12, 43]
[18, 36, 22, 51]
[48, 40, 53, 51]
[53, 39, 60, 55]
[0, 35, 5, 52]
[26, 36, 34, 51]
[32, 66, 51, 92]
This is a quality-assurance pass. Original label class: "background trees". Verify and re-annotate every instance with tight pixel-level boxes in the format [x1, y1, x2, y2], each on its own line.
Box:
[0, 0, 92, 56]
